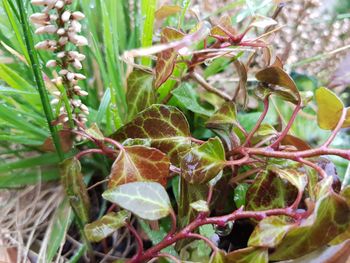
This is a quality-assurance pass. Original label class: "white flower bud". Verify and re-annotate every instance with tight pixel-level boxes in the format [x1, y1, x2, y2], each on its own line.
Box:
[75, 73, 86, 80]
[52, 77, 62, 84]
[71, 99, 82, 107]
[67, 72, 75, 81]
[73, 85, 81, 92]
[57, 28, 65, 35]
[72, 11, 85, 20]
[61, 11, 71, 22]
[46, 60, 57, 67]
[35, 40, 50, 50]
[59, 69, 68, 75]
[57, 51, 66, 58]
[63, 116, 69, 123]
[58, 36, 68, 46]
[77, 90, 88, 96]
[80, 104, 89, 114]
[55, 0, 65, 9]
[71, 35, 88, 46]
[68, 51, 85, 61]
[72, 59, 82, 70]
[30, 13, 49, 24]
[35, 25, 57, 34]
[50, 14, 58, 21]
[71, 20, 82, 32]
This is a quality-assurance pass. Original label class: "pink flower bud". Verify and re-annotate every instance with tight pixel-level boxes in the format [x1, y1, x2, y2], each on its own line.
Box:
[72, 11, 85, 20]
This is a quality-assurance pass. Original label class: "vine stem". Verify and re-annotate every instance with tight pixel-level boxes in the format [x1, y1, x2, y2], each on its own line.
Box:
[243, 97, 269, 146]
[129, 207, 299, 263]
[270, 101, 302, 149]
[321, 108, 347, 148]
[127, 222, 144, 262]
[16, 0, 64, 160]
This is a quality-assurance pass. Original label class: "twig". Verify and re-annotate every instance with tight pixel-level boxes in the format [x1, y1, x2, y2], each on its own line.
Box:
[321, 108, 347, 148]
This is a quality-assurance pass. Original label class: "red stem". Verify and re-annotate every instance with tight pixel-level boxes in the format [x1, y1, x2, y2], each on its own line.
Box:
[322, 108, 347, 148]
[76, 149, 106, 159]
[270, 102, 302, 149]
[127, 223, 144, 262]
[128, 207, 299, 262]
[297, 157, 327, 178]
[243, 97, 269, 146]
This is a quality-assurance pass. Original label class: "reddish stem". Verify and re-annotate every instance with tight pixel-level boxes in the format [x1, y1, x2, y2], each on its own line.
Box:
[322, 108, 347, 148]
[128, 207, 299, 262]
[76, 149, 106, 160]
[225, 154, 249, 166]
[297, 157, 327, 179]
[270, 102, 302, 149]
[243, 97, 269, 147]
[126, 223, 144, 262]
[104, 137, 124, 150]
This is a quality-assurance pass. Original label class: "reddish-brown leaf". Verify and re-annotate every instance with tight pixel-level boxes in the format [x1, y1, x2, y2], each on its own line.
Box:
[41, 130, 73, 153]
[155, 5, 181, 20]
[154, 27, 185, 89]
[108, 146, 170, 188]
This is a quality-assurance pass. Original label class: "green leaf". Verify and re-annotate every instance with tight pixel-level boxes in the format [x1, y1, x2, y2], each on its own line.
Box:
[108, 146, 170, 188]
[209, 250, 226, 263]
[190, 200, 209, 212]
[111, 104, 191, 165]
[234, 183, 249, 208]
[315, 87, 350, 130]
[154, 27, 185, 88]
[206, 101, 237, 130]
[181, 137, 226, 184]
[246, 170, 297, 211]
[126, 69, 155, 120]
[172, 83, 213, 116]
[225, 247, 268, 263]
[211, 15, 237, 36]
[86, 123, 105, 140]
[60, 158, 90, 224]
[248, 216, 295, 247]
[102, 182, 172, 220]
[270, 177, 350, 261]
[255, 66, 300, 104]
[84, 211, 130, 242]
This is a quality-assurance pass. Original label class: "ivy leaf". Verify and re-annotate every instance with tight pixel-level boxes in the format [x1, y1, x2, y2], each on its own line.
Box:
[84, 211, 130, 242]
[108, 146, 170, 188]
[255, 66, 301, 104]
[103, 182, 172, 220]
[248, 216, 295, 248]
[270, 177, 350, 261]
[250, 15, 277, 29]
[190, 200, 209, 212]
[246, 170, 297, 211]
[126, 69, 155, 120]
[155, 5, 182, 20]
[211, 15, 237, 36]
[315, 87, 350, 130]
[181, 137, 226, 184]
[172, 83, 214, 116]
[41, 130, 73, 153]
[206, 101, 237, 130]
[225, 247, 268, 263]
[60, 158, 90, 224]
[111, 104, 191, 165]
[268, 166, 308, 192]
[154, 27, 185, 89]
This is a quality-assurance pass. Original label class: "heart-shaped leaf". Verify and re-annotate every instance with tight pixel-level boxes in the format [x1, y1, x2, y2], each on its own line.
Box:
[172, 83, 213, 116]
[108, 146, 170, 188]
[270, 177, 350, 261]
[181, 137, 226, 184]
[268, 166, 308, 192]
[225, 247, 268, 263]
[111, 104, 191, 165]
[315, 87, 350, 130]
[84, 211, 130, 242]
[206, 102, 238, 130]
[211, 15, 237, 37]
[255, 66, 300, 104]
[154, 27, 185, 89]
[126, 69, 156, 120]
[281, 134, 311, 151]
[102, 182, 172, 220]
[248, 216, 295, 248]
[60, 158, 90, 224]
[246, 170, 298, 211]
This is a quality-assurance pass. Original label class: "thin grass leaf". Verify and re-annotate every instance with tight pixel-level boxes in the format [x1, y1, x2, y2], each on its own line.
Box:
[141, 0, 156, 66]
